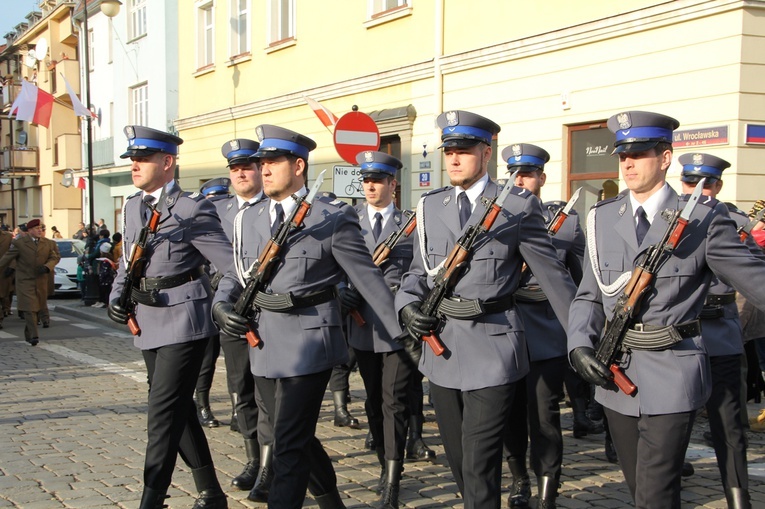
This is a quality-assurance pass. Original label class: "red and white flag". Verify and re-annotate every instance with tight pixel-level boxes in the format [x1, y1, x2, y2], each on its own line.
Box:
[8, 80, 55, 127]
[75, 177, 86, 190]
[61, 72, 96, 119]
[304, 96, 339, 132]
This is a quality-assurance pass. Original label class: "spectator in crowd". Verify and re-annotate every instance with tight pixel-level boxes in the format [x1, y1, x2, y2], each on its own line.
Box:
[73, 222, 87, 240]
[50, 226, 63, 239]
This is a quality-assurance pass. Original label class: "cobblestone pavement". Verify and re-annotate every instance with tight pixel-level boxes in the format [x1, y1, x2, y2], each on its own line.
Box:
[0, 301, 762, 508]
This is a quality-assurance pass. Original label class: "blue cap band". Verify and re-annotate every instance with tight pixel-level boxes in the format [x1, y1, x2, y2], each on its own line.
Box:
[615, 126, 673, 145]
[227, 149, 257, 159]
[129, 137, 179, 155]
[360, 162, 397, 175]
[507, 154, 546, 167]
[681, 164, 723, 179]
[443, 125, 493, 145]
[260, 138, 309, 160]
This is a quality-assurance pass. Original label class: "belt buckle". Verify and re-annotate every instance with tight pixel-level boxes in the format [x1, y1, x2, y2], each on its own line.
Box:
[633, 323, 645, 332]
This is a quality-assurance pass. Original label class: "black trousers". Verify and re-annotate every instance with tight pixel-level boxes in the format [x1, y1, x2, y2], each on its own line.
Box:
[142, 338, 213, 490]
[504, 356, 566, 480]
[430, 381, 515, 509]
[706, 354, 748, 490]
[605, 407, 695, 509]
[329, 345, 357, 392]
[354, 348, 413, 461]
[195, 333, 221, 393]
[219, 332, 262, 440]
[254, 370, 338, 509]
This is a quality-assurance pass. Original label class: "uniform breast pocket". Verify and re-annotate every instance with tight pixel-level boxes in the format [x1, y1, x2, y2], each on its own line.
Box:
[283, 243, 323, 283]
[598, 251, 624, 285]
[471, 240, 510, 286]
[164, 229, 186, 262]
[425, 239, 448, 268]
[654, 257, 699, 306]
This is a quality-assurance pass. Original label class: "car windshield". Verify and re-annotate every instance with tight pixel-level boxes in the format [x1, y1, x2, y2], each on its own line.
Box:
[57, 240, 86, 258]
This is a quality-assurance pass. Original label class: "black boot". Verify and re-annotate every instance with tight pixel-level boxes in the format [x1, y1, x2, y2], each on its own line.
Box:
[604, 434, 618, 464]
[190, 465, 227, 509]
[195, 390, 220, 428]
[375, 447, 386, 494]
[137, 486, 168, 509]
[247, 444, 273, 502]
[405, 415, 436, 462]
[378, 460, 402, 509]
[536, 476, 558, 509]
[229, 392, 239, 432]
[506, 457, 530, 508]
[333, 390, 360, 429]
[315, 488, 347, 509]
[726, 487, 752, 509]
[571, 397, 603, 438]
[365, 430, 376, 450]
[231, 438, 260, 490]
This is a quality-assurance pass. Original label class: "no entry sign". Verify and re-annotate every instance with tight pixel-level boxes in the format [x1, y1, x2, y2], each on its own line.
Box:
[333, 111, 380, 164]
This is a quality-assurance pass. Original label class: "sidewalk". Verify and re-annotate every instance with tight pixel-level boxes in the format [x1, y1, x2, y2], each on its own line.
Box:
[39, 301, 765, 508]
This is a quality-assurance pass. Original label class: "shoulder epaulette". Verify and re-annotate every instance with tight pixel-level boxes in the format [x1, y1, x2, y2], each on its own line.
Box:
[422, 186, 451, 198]
[592, 190, 627, 209]
[510, 185, 534, 199]
[697, 195, 719, 209]
[724, 201, 748, 218]
[126, 191, 141, 200]
[183, 191, 205, 202]
[316, 195, 347, 208]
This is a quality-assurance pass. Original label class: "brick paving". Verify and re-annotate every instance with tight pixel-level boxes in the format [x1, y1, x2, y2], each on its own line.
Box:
[0, 301, 761, 508]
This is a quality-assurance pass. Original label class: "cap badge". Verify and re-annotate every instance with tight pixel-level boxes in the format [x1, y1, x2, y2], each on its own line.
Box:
[256, 127, 264, 141]
[230, 140, 239, 151]
[125, 126, 135, 139]
[617, 112, 631, 130]
[364, 151, 374, 162]
[692, 153, 703, 165]
[446, 111, 458, 126]
[512, 144, 522, 156]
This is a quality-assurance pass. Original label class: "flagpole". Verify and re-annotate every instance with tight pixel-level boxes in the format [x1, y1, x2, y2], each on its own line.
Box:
[81, 0, 95, 236]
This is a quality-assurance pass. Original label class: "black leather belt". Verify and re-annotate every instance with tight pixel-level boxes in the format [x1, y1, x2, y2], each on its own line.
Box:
[621, 319, 701, 351]
[438, 294, 516, 320]
[514, 286, 548, 303]
[139, 267, 205, 291]
[704, 292, 736, 307]
[254, 287, 337, 313]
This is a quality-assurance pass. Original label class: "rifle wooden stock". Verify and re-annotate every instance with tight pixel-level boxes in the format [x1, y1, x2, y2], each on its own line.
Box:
[666, 217, 688, 250]
[548, 211, 567, 235]
[610, 364, 637, 395]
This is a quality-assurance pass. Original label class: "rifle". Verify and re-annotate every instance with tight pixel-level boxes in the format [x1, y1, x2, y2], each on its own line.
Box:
[738, 205, 765, 242]
[119, 189, 165, 336]
[417, 172, 519, 356]
[348, 211, 417, 327]
[595, 179, 706, 395]
[234, 170, 326, 347]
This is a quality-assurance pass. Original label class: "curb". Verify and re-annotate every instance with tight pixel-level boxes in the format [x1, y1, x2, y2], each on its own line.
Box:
[51, 303, 129, 332]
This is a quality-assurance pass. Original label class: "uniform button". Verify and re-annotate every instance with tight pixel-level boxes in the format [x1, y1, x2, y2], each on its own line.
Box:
[429, 247, 434, 252]
[322, 318, 327, 324]
[604, 262, 609, 267]
[302, 250, 307, 254]
[490, 250, 494, 255]
[674, 267, 679, 273]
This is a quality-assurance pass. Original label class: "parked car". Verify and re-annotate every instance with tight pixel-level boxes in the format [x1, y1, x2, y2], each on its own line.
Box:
[53, 239, 86, 296]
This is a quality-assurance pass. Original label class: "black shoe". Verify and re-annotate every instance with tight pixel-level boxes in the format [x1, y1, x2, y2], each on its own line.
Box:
[508, 474, 531, 508]
[42, 322, 50, 329]
[681, 462, 694, 477]
[231, 439, 260, 490]
[26, 337, 39, 346]
[195, 390, 220, 428]
[405, 437, 436, 462]
[332, 391, 360, 429]
[365, 430, 376, 451]
[604, 437, 618, 464]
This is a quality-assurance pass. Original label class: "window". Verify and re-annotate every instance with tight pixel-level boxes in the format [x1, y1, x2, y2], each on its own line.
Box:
[566, 121, 619, 219]
[369, 0, 407, 17]
[130, 83, 149, 126]
[230, 0, 250, 58]
[268, 0, 294, 45]
[130, 0, 147, 39]
[197, 1, 215, 68]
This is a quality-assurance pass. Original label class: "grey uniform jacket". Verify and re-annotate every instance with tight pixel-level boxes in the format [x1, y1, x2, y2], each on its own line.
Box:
[568, 186, 765, 417]
[110, 182, 234, 350]
[214, 195, 403, 379]
[346, 204, 414, 354]
[395, 180, 578, 392]
[517, 203, 585, 362]
[211, 194, 237, 240]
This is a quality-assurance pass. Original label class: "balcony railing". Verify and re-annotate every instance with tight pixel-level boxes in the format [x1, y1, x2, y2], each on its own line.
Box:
[92, 137, 114, 168]
[1, 82, 22, 111]
[0, 147, 39, 176]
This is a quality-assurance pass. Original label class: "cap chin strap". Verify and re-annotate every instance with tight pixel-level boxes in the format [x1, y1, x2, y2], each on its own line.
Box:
[586, 206, 632, 297]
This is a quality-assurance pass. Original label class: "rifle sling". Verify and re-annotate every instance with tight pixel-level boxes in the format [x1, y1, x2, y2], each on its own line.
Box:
[438, 294, 516, 320]
[615, 319, 701, 351]
[254, 286, 337, 313]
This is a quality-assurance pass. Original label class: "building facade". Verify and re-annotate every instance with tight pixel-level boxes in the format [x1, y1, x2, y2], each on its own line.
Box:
[175, 0, 765, 215]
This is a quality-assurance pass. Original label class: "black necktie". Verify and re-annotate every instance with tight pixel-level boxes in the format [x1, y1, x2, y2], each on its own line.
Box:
[271, 203, 284, 235]
[142, 195, 156, 225]
[372, 212, 383, 242]
[635, 206, 650, 245]
[458, 191, 471, 228]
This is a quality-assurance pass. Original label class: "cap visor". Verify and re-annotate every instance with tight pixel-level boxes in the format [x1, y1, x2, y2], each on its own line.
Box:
[439, 138, 483, 149]
[611, 141, 659, 155]
[120, 148, 161, 159]
[253, 148, 292, 159]
[507, 164, 543, 173]
[360, 171, 391, 180]
[227, 156, 252, 167]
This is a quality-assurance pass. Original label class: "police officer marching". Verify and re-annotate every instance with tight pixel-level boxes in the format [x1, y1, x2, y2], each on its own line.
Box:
[500, 143, 586, 509]
[395, 111, 578, 509]
[340, 150, 416, 508]
[677, 152, 757, 508]
[107, 126, 233, 509]
[568, 111, 765, 509]
[213, 125, 404, 509]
